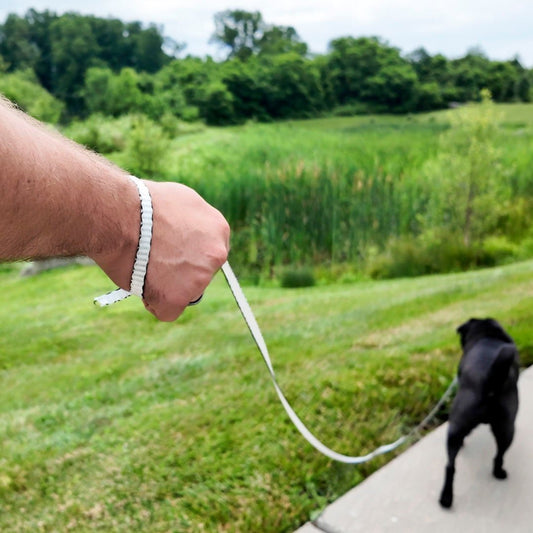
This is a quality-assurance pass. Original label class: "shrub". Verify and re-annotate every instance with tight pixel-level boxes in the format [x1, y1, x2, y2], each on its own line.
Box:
[419, 90, 507, 246]
[367, 230, 525, 280]
[0, 69, 64, 123]
[181, 105, 200, 122]
[481, 236, 519, 265]
[281, 267, 316, 288]
[124, 115, 170, 177]
[203, 82, 238, 126]
[367, 233, 483, 279]
[63, 114, 129, 153]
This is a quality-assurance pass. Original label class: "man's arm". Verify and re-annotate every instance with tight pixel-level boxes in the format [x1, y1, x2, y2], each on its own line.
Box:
[0, 96, 230, 321]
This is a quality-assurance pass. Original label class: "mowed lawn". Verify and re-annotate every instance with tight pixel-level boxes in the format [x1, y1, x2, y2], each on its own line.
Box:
[0, 259, 533, 531]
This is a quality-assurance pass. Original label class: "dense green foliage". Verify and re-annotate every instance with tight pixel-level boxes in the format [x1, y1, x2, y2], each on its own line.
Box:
[68, 103, 530, 281]
[0, 259, 532, 531]
[1, 9, 531, 122]
[0, 67, 63, 122]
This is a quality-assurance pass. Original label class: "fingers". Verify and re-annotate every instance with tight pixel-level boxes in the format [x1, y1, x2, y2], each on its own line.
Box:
[143, 300, 187, 322]
[188, 294, 204, 305]
[140, 181, 230, 322]
[142, 255, 226, 322]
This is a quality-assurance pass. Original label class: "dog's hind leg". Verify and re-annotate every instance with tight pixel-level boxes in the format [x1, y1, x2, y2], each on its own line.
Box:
[439, 423, 466, 509]
[490, 419, 515, 480]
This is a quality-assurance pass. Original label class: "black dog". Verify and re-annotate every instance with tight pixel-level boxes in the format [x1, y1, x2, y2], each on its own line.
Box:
[439, 318, 519, 509]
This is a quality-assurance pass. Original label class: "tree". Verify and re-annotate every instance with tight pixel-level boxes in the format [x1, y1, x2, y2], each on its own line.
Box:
[407, 48, 452, 86]
[219, 58, 269, 121]
[0, 14, 39, 72]
[88, 16, 132, 71]
[156, 57, 216, 110]
[49, 13, 101, 114]
[24, 9, 56, 92]
[486, 61, 521, 102]
[516, 74, 531, 102]
[326, 36, 418, 111]
[263, 53, 326, 119]
[128, 23, 170, 73]
[150, 65, 188, 119]
[203, 81, 237, 125]
[211, 10, 264, 61]
[83, 66, 148, 117]
[450, 51, 490, 102]
[415, 82, 444, 111]
[257, 25, 307, 57]
[83, 66, 113, 114]
[361, 62, 418, 110]
[0, 10, 175, 116]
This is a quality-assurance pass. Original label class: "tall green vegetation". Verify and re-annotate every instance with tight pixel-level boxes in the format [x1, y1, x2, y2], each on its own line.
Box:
[154, 104, 532, 279]
[1, 9, 532, 280]
[0, 9, 174, 117]
[125, 115, 170, 177]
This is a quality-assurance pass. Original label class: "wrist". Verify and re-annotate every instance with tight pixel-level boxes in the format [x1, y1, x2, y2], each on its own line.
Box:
[88, 173, 141, 291]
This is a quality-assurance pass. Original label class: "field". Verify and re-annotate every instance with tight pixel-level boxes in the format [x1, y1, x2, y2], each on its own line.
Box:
[0, 259, 533, 531]
[1, 104, 532, 531]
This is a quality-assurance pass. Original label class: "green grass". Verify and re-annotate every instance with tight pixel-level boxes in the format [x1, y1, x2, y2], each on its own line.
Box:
[1, 259, 533, 531]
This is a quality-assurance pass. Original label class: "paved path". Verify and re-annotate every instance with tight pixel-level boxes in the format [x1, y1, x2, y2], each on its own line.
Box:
[295, 366, 533, 533]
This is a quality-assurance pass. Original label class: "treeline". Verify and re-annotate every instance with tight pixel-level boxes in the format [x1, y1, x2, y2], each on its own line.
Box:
[1, 8, 532, 125]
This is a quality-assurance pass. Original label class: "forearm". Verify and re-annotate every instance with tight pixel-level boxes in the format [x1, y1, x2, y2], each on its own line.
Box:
[0, 95, 230, 321]
[0, 96, 138, 283]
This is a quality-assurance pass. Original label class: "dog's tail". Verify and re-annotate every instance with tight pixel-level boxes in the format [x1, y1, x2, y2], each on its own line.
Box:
[486, 344, 518, 395]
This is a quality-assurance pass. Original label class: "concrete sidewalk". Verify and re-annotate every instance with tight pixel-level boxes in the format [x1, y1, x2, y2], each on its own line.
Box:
[296, 366, 533, 533]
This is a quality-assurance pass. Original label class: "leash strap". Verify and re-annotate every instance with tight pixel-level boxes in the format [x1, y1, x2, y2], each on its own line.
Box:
[94, 176, 153, 307]
[221, 261, 415, 464]
[128, 176, 153, 298]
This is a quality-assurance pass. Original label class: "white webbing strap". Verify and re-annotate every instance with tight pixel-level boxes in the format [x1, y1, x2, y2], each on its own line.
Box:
[94, 176, 153, 306]
[128, 176, 153, 297]
[221, 261, 412, 464]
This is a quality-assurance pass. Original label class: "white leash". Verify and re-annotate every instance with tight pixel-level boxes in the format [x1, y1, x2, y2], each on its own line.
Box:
[94, 176, 458, 464]
[222, 261, 407, 463]
[221, 261, 458, 464]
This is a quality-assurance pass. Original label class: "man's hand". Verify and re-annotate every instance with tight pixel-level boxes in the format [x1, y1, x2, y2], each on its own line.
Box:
[92, 180, 230, 322]
[141, 181, 230, 321]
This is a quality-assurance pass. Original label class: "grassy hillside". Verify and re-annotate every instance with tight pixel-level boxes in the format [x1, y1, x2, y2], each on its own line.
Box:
[1, 260, 533, 531]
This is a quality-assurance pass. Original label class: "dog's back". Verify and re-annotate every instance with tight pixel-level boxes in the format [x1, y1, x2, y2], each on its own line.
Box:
[485, 343, 519, 396]
[459, 337, 518, 389]
[454, 338, 519, 425]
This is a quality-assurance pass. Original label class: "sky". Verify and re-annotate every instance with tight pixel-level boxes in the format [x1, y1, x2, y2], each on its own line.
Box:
[1, 0, 532, 67]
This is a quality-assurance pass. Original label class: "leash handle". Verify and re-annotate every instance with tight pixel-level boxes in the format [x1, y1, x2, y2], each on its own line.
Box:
[94, 175, 152, 307]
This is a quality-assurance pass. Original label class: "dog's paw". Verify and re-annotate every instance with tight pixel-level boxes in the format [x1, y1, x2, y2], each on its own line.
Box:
[493, 467, 508, 480]
[439, 492, 453, 509]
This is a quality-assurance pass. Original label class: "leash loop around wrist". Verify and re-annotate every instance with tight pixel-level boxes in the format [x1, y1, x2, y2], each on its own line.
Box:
[94, 175, 152, 306]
